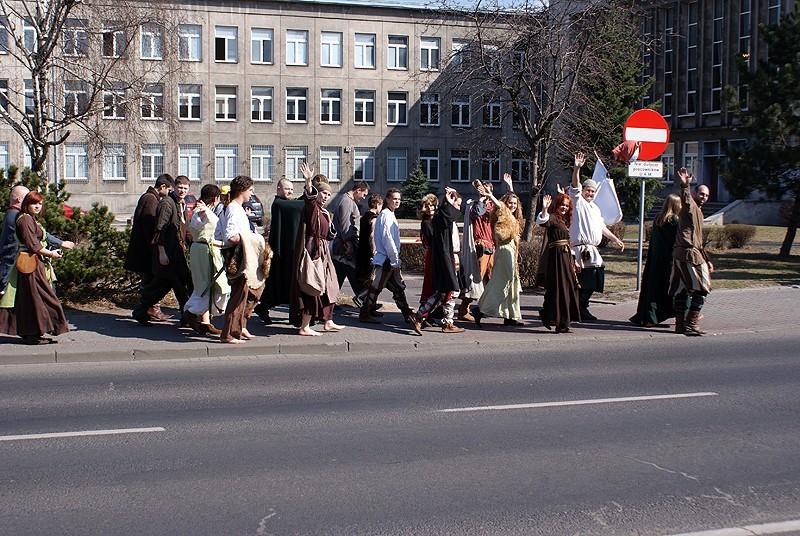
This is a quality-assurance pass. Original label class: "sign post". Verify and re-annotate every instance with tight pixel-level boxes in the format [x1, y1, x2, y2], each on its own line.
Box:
[623, 110, 670, 292]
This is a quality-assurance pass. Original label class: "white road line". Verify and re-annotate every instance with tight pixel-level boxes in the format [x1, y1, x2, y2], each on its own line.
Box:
[0, 427, 165, 442]
[664, 518, 800, 536]
[437, 392, 718, 413]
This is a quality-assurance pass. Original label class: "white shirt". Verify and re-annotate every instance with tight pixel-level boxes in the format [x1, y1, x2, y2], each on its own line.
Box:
[373, 207, 401, 267]
[214, 202, 251, 246]
[569, 184, 605, 268]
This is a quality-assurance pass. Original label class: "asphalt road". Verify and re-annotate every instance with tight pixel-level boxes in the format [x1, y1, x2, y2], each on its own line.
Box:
[1, 331, 799, 535]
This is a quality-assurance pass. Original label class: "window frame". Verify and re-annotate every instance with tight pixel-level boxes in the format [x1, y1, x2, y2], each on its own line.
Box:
[319, 146, 342, 182]
[450, 149, 470, 182]
[250, 145, 274, 182]
[285, 146, 308, 181]
[420, 36, 441, 71]
[354, 33, 376, 69]
[179, 144, 203, 182]
[64, 142, 89, 182]
[285, 88, 308, 123]
[215, 144, 239, 181]
[178, 84, 202, 121]
[286, 29, 309, 66]
[215, 86, 238, 122]
[141, 83, 164, 120]
[419, 149, 439, 182]
[354, 90, 375, 125]
[387, 35, 408, 70]
[141, 144, 165, 182]
[320, 31, 342, 67]
[103, 143, 127, 182]
[251, 27, 274, 64]
[140, 23, 164, 60]
[320, 89, 342, 124]
[386, 148, 408, 183]
[353, 147, 375, 182]
[251, 86, 273, 123]
[419, 93, 440, 127]
[178, 24, 202, 62]
[387, 91, 408, 126]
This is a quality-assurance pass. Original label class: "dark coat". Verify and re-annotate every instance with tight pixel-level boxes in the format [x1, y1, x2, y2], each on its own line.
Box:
[261, 196, 304, 309]
[430, 200, 461, 294]
[151, 192, 189, 277]
[539, 216, 580, 329]
[124, 187, 160, 274]
[355, 211, 378, 284]
[631, 216, 679, 325]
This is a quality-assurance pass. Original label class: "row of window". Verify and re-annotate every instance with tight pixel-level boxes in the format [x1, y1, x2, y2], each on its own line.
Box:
[0, 20, 459, 72]
[0, 142, 531, 184]
[0, 80, 521, 127]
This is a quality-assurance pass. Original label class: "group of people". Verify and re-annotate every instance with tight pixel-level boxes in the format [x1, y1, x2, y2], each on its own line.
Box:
[0, 149, 713, 345]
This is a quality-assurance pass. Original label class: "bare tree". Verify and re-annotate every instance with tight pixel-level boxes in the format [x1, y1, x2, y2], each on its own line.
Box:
[0, 0, 184, 176]
[429, 0, 649, 240]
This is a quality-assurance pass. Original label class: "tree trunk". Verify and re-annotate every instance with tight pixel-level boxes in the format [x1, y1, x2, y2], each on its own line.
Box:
[779, 195, 799, 258]
[523, 144, 541, 242]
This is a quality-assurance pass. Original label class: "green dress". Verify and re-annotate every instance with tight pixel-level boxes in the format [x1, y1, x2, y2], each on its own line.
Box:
[630, 216, 681, 326]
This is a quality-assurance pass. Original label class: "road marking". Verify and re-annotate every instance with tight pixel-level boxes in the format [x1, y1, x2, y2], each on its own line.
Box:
[437, 392, 718, 413]
[664, 518, 800, 536]
[0, 427, 165, 442]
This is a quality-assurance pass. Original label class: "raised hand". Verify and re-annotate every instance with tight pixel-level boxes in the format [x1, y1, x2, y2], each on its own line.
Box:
[556, 183, 565, 194]
[502, 172, 514, 192]
[677, 167, 693, 186]
[542, 194, 552, 210]
[301, 162, 315, 181]
[574, 152, 586, 168]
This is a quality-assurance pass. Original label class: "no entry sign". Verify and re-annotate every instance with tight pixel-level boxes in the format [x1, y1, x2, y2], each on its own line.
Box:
[623, 109, 670, 161]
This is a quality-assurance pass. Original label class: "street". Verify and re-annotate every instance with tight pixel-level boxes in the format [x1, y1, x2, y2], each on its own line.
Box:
[1, 331, 799, 535]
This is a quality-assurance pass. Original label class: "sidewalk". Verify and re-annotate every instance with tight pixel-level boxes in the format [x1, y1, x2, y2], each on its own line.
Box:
[1, 274, 798, 365]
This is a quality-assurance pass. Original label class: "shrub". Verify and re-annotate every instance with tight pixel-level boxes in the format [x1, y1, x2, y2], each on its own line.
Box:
[600, 221, 627, 248]
[518, 237, 543, 288]
[643, 220, 654, 242]
[397, 164, 436, 219]
[724, 224, 756, 249]
[399, 241, 425, 273]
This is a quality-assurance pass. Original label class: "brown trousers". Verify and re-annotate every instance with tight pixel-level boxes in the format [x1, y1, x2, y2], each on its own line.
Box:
[221, 277, 264, 342]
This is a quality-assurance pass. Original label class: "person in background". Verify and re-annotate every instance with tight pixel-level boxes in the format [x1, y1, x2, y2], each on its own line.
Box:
[355, 193, 383, 317]
[630, 194, 684, 328]
[253, 178, 303, 325]
[242, 201, 257, 233]
[332, 181, 370, 306]
[184, 184, 229, 335]
[0, 191, 69, 344]
[457, 179, 497, 322]
[418, 193, 438, 308]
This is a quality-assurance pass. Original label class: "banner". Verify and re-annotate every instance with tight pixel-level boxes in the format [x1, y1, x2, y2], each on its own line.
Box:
[591, 158, 623, 225]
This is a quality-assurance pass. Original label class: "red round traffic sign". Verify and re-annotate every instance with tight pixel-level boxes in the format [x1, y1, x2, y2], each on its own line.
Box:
[623, 109, 670, 161]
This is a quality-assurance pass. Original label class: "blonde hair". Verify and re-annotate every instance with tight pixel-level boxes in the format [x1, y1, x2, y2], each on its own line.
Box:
[654, 194, 681, 227]
[417, 193, 438, 219]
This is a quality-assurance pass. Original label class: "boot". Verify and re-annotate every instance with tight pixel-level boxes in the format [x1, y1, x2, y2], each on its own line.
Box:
[359, 289, 381, 323]
[409, 313, 423, 335]
[442, 322, 465, 333]
[684, 311, 706, 336]
[458, 299, 474, 322]
[674, 312, 685, 334]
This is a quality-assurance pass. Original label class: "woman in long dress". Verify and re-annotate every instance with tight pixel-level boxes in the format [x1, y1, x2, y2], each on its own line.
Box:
[418, 193, 438, 306]
[473, 188, 524, 327]
[537, 193, 581, 333]
[0, 191, 70, 344]
[630, 194, 682, 327]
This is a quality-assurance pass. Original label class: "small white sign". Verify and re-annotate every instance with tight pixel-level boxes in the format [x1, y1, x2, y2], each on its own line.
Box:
[628, 160, 664, 178]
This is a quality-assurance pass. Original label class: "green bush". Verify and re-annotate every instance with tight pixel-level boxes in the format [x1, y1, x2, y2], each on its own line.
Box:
[399, 241, 425, 273]
[600, 221, 627, 248]
[725, 224, 756, 249]
[397, 164, 436, 219]
[518, 237, 543, 288]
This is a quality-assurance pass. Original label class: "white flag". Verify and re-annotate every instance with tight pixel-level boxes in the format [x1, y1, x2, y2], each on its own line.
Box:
[591, 158, 623, 225]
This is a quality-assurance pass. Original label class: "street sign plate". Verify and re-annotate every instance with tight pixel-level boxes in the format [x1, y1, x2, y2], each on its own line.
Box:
[628, 160, 664, 178]
[623, 109, 670, 161]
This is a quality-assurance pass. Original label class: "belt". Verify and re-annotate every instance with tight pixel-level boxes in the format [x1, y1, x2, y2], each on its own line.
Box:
[548, 239, 570, 249]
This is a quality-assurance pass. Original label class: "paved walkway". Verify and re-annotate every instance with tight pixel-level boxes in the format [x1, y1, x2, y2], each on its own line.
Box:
[1, 274, 798, 365]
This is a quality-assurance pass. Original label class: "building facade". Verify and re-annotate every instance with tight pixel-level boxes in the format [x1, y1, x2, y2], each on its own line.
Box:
[643, 0, 796, 203]
[0, 0, 528, 213]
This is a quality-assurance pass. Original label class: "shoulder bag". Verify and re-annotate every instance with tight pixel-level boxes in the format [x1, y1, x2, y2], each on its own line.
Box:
[15, 252, 38, 274]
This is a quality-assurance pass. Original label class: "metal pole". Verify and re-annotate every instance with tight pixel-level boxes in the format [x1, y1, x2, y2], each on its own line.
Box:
[636, 177, 645, 292]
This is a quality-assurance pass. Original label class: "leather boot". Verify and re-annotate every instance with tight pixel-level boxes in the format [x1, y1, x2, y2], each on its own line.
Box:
[684, 311, 706, 336]
[359, 290, 381, 323]
[674, 312, 685, 334]
[458, 299, 474, 322]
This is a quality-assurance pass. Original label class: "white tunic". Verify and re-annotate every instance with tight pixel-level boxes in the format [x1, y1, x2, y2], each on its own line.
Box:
[569, 184, 605, 268]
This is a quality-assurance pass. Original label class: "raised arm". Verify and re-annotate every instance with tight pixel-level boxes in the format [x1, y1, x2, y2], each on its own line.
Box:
[301, 162, 315, 194]
[571, 152, 585, 189]
[502, 172, 514, 194]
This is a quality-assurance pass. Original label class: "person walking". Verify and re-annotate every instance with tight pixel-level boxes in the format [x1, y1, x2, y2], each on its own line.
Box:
[358, 188, 415, 324]
[418, 193, 438, 307]
[354, 192, 383, 316]
[537, 193, 581, 333]
[331, 181, 370, 306]
[457, 180, 496, 322]
[0, 192, 69, 344]
[669, 168, 713, 336]
[630, 194, 684, 327]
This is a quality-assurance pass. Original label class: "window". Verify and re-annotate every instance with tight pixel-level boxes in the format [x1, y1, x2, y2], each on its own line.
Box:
[215, 26, 237, 63]
[103, 85, 127, 119]
[103, 143, 126, 181]
[513, 102, 529, 130]
[0, 142, 8, 170]
[483, 98, 501, 128]
[141, 144, 164, 182]
[420, 93, 439, 126]
[387, 91, 407, 126]
[179, 84, 201, 120]
[387, 35, 408, 70]
[387, 148, 408, 182]
[511, 151, 530, 182]
[23, 21, 36, 53]
[24, 80, 35, 116]
[285, 146, 308, 180]
[450, 149, 469, 182]
[354, 90, 375, 125]
[63, 19, 88, 57]
[481, 150, 500, 182]
[64, 143, 89, 181]
[102, 23, 126, 58]
[179, 144, 202, 181]
[141, 83, 164, 120]
[251, 28, 274, 64]
[354, 33, 375, 69]
[215, 86, 237, 121]
[251, 145, 274, 181]
[768, 0, 781, 26]
[683, 141, 698, 175]
[286, 88, 307, 122]
[684, 1, 698, 115]
[738, 1, 751, 106]
[708, 0, 724, 113]
[215, 145, 239, 180]
[320, 32, 342, 67]
[251, 86, 273, 122]
[451, 39, 469, 68]
[178, 24, 202, 61]
[662, 8, 675, 116]
[319, 147, 341, 182]
[64, 80, 88, 116]
[420, 37, 440, 71]
[320, 89, 341, 124]
[286, 30, 308, 66]
[140, 23, 163, 60]
[419, 149, 439, 181]
[0, 80, 8, 112]
[353, 147, 375, 181]
[451, 96, 470, 127]
[0, 17, 8, 54]
[661, 143, 675, 184]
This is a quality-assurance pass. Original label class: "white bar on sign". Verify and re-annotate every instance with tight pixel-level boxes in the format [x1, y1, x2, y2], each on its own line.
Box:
[625, 126, 668, 143]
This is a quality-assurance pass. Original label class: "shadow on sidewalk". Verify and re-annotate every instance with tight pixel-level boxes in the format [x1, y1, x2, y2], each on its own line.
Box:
[64, 306, 221, 343]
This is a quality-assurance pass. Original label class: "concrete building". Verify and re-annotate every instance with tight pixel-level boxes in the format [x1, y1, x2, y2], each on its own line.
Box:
[0, 0, 529, 214]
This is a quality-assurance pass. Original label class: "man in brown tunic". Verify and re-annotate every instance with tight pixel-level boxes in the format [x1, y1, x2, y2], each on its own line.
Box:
[668, 167, 713, 336]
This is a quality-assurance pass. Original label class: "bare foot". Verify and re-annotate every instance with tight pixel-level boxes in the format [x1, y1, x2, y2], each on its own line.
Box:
[241, 329, 255, 339]
[323, 321, 346, 331]
[298, 327, 320, 336]
[222, 338, 245, 344]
